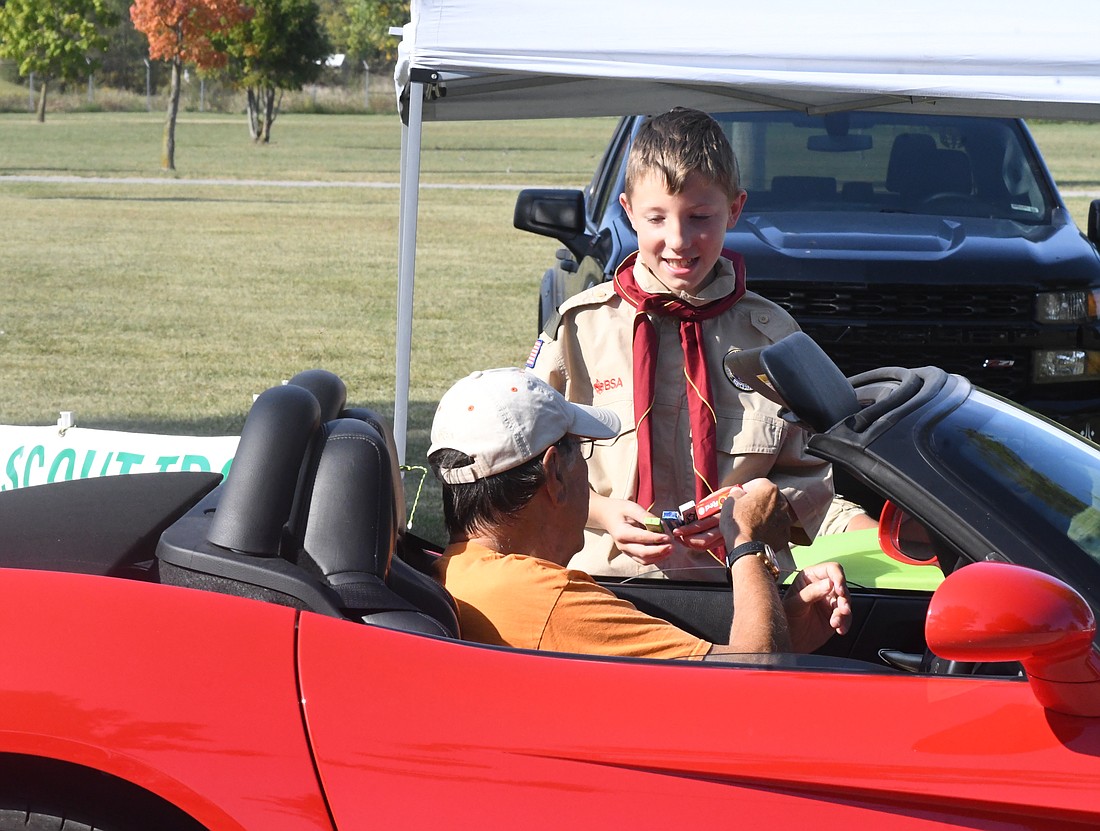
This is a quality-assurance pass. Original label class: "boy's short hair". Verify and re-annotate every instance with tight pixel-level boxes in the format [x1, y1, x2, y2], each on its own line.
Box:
[624, 107, 741, 199]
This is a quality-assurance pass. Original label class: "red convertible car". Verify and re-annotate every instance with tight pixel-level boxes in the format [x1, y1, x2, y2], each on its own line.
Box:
[1, 336, 1099, 830]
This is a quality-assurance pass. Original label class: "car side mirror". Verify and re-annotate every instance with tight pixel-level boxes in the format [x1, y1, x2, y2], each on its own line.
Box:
[878, 500, 939, 567]
[926, 561, 1100, 717]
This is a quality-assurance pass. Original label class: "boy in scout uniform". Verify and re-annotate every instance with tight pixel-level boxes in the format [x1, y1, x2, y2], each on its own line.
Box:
[528, 107, 864, 580]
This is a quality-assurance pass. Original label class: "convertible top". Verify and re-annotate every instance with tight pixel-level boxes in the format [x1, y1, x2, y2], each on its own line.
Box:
[0, 472, 222, 576]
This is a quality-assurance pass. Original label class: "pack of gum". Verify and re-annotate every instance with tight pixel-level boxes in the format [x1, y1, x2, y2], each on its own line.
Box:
[694, 486, 734, 520]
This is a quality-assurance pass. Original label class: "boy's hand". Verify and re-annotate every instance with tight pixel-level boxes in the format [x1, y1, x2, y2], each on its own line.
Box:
[595, 498, 673, 564]
[671, 514, 724, 551]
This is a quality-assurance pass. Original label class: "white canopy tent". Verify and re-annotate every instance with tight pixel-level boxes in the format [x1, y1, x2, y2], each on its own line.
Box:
[391, 0, 1100, 460]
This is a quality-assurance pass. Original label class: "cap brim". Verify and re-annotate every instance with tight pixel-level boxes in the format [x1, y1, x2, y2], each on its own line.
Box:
[566, 401, 621, 440]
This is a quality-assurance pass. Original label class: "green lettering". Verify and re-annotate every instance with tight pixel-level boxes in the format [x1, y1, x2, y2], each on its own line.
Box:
[181, 454, 210, 472]
[23, 445, 45, 487]
[155, 455, 180, 472]
[3, 446, 23, 491]
[48, 449, 77, 483]
[115, 452, 143, 474]
[220, 458, 234, 477]
[98, 452, 115, 476]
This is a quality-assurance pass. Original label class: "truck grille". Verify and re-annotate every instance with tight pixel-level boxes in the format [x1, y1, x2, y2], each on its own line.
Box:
[761, 285, 1034, 321]
[756, 284, 1034, 399]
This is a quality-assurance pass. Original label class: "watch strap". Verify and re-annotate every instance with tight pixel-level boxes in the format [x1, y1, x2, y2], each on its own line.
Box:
[726, 540, 782, 582]
[725, 540, 767, 568]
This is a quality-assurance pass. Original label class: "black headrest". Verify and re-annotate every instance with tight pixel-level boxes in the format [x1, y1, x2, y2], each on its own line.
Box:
[342, 406, 407, 534]
[207, 383, 320, 555]
[288, 369, 348, 421]
[886, 133, 937, 196]
[301, 418, 396, 584]
[722, 332, 860, 432]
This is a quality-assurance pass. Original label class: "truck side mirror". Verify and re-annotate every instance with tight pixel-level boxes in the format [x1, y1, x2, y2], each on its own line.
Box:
[1088, 199, 1100, 246]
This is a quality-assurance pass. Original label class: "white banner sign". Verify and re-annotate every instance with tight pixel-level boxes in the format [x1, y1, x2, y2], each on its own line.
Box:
[0, 424, 240, 491]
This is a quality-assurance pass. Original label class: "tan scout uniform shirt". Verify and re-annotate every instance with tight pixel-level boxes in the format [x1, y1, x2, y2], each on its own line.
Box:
[529, 257, 834, 580]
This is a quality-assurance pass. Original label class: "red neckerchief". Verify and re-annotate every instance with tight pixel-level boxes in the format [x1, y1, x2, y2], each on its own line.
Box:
[613, 251, 746, 514]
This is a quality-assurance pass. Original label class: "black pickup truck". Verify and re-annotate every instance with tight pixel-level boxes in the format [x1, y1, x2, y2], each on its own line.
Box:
[515, 110, 1100, 437]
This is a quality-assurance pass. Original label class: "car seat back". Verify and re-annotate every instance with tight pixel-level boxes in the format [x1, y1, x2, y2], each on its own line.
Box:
[157, 372, 459, 637]
[886, 133, 937, 200]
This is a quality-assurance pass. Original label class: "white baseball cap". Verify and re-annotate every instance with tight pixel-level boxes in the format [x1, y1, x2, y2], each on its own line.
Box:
[429, 368, 621, 485]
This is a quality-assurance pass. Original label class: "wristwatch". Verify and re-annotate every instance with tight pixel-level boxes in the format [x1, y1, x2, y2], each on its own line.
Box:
[725, 540, 782, 582]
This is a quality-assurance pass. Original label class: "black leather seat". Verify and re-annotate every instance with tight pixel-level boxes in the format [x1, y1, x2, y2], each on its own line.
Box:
[157, 372, 459, 638]
[295, 417, 458, 636]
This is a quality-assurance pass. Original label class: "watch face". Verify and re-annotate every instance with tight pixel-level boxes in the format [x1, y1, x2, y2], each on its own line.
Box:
[760, 545, 782, 581]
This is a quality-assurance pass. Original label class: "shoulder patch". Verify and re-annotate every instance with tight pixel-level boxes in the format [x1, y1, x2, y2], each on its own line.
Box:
[525, 337, 545, 369]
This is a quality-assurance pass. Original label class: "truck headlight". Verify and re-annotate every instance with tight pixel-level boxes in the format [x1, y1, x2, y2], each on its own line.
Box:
[1036, 289, 1100, 323]
[1033, 349, 1100, 382]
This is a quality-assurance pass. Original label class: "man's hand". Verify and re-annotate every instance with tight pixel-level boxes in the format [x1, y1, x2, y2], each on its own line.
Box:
[718, 478, 791, 550]
[783, 561, 851, 653]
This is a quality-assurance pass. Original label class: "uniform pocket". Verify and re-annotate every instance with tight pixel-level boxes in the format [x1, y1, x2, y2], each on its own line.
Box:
[716, 412, 786, 455]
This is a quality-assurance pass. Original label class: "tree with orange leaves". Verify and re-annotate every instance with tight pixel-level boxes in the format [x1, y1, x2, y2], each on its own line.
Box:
[130, 0, 251, 170]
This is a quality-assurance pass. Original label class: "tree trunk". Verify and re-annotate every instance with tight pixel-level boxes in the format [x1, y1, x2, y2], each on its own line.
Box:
[260, 87, 279, 144]
[36, 79, 48, 123]
[246, 88, 261, 141]
[162, 58, 182, 171]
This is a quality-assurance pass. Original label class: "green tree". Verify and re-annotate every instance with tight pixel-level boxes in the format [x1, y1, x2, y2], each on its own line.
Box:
[341, 0, 406, 70]
[223, 0, 331, 144]
[98, 0, 151, 91]
[0, 0, 117, 121]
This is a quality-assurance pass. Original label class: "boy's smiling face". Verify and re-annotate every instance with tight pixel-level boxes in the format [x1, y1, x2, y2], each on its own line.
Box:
[620, 171, 746, 295]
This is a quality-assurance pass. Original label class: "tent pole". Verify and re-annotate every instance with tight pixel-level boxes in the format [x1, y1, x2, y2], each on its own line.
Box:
[394, 79, 424, 466]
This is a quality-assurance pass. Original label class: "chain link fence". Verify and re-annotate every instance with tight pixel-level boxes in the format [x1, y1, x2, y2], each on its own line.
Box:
[0, 59, 398, 115]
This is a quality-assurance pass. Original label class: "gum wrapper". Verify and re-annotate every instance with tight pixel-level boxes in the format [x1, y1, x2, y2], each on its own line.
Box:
[661, 510, 684, 534]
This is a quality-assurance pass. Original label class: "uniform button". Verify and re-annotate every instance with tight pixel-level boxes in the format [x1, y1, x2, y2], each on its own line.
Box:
[758, 314, 770, 324]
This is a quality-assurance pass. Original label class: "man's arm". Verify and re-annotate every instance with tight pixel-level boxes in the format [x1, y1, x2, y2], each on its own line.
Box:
[706, 479, 792, 656]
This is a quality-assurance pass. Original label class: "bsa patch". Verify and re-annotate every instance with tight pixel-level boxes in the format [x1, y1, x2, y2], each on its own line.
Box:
[525, 338, 544, 369]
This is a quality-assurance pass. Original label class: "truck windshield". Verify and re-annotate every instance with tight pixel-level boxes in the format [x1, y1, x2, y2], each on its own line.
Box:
[712, 111, 1052, 223]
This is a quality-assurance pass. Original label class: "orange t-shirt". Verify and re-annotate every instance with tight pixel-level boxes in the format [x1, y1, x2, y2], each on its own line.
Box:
[433, 540, 711, 659]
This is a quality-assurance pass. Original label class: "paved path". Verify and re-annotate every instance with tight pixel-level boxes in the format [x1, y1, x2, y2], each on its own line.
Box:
[0, 174, 535, 191]
[5, 174, 1098, 198]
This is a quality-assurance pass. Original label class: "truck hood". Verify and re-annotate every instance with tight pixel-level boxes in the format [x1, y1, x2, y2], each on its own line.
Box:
[730, 209, 1100, 285]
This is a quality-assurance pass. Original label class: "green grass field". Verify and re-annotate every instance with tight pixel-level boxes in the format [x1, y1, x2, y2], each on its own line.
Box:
[2, 111, 1099, 540]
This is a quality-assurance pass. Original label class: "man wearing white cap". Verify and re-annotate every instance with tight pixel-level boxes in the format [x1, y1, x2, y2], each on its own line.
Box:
[429, 367, 850, 659]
